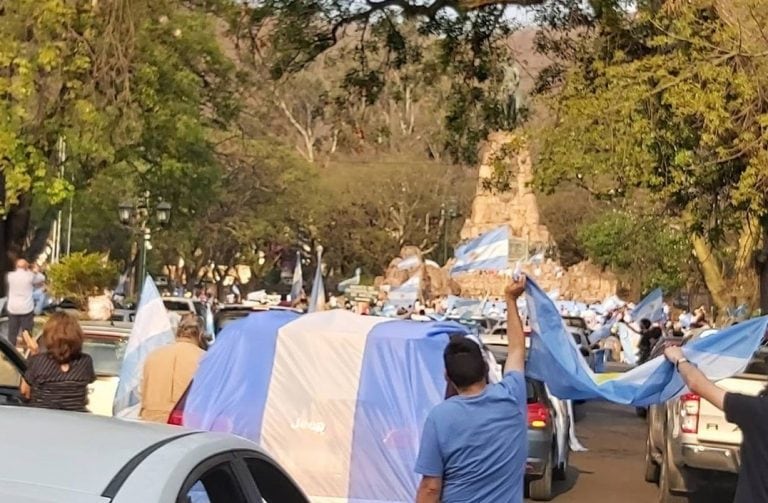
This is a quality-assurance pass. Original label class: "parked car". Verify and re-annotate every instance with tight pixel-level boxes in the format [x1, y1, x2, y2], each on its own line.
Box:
[80, 321, 132, 416]
[110, 309, 136, 323]
[481, 336, 570, 501]
[163, 297, 207, 318]
[645, 341, 768, 502]
[0, 406, 309, 503]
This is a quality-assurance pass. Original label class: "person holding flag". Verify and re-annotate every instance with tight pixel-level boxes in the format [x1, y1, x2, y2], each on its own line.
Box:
[664, 346, 768, 503]
[415, 275, 528, 503]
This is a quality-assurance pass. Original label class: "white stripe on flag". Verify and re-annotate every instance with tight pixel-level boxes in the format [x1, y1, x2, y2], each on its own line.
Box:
[452, 239, 509, 269]
[261, 311, 391, 499]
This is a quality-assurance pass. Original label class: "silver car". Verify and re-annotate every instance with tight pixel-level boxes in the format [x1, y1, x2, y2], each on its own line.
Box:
[0, 407, 308, 503]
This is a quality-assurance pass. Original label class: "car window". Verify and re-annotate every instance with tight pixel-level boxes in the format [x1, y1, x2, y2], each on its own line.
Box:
[243, 457, 306, 502]
[181, 463, 248, 503]
[82, 336, 127, 377]
[0, 351, 21, 388]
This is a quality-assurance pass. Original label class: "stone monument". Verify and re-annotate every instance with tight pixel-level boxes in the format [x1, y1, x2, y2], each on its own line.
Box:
[453, 131, 618, 301]
[459, 131, 551, 249]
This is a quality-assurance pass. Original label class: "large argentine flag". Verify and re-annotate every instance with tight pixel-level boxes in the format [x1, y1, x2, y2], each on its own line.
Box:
[632, 287, 664, 323]
[525, 279, 768, 406]
[113, 277, 175, 418]
[451, 226, 509, 275]
[184, 310, 470, 502]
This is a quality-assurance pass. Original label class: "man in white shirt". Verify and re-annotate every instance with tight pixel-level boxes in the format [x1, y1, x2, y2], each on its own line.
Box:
[6, 259, 41, 347]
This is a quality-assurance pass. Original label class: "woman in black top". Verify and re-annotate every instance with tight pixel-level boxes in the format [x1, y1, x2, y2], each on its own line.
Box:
[21, 312, 95, 412]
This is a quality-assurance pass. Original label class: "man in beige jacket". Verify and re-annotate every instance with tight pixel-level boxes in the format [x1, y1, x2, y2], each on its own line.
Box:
[140, 313, 205, 422]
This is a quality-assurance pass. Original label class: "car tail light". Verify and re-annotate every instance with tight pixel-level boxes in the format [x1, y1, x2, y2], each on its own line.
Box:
[167, 384, 191, 426]
[168, 407, 184, 426]
[527, 402, 549, 429]
[680, 393, 700, 433]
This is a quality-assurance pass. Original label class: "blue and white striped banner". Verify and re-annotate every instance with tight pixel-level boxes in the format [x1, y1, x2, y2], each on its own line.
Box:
[525, 278, 767, 406]
[184, 311, 469, 502]
[451, 226, 509, 275]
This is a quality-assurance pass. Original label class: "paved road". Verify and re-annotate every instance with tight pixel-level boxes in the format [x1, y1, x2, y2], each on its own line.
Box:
[528, 401, 737, 502]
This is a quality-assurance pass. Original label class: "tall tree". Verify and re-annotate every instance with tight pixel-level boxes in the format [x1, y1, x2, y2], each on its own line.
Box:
[0, 0, 238, 290]
[533, 0, 768, 312]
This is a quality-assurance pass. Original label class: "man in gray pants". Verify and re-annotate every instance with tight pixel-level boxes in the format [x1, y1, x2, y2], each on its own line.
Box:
[5, 259, 41, 347]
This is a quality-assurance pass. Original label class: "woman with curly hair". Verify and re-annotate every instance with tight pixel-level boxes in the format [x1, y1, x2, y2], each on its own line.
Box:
[21, 312, 95, 412]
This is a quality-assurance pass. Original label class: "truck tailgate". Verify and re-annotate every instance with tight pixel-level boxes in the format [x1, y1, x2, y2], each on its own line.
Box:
[696, 374, 766, 444]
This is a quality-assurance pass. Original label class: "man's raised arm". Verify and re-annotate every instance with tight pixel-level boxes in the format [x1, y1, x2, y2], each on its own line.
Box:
[504, 276, 527, 373]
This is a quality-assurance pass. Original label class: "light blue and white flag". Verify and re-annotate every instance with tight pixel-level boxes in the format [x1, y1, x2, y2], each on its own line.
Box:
[632, 287, 664, 323]
[387, 274, 421, 308]
[290, 251, 303, 301]
[525, 278, 768, 406]
[112, 276, 175, 418]
[451, 226, 509, 275]
[308, 247, 326, 313]
[396, 255, 422, 270]
[184, 310, 472, 502]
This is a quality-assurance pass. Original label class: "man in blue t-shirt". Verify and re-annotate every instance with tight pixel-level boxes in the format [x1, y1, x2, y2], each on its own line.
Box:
[415, 276, 528, 503]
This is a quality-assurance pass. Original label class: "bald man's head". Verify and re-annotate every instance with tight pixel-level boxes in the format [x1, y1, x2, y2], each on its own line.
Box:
[15, 259, 29, 270]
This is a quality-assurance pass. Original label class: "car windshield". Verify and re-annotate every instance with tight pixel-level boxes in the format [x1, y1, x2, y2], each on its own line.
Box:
[164, 300, 192, 312]
[215, 310, 252, 333]
[526, 379, 537, 404]
[82, 336, 127, 377]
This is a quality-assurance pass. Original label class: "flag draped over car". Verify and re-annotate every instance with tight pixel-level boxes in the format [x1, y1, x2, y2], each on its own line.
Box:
[525, 278, 768, 406]
[184, 310, 471, 503]
[113, 276, 175, 418]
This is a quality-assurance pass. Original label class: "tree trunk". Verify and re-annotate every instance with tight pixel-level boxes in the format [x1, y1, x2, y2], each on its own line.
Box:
[691, 234, 729, 312]
[759, 225, 768, 315]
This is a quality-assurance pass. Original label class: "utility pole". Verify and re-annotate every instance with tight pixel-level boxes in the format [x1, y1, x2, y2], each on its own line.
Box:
[53, 136, 66, 263]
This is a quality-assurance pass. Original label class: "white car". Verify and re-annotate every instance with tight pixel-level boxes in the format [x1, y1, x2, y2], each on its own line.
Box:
[80, 321, 132, 416]
[0, 407, 308, 503]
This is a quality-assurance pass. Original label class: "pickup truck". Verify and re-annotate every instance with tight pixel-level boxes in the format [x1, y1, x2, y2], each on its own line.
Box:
[645, 341, 768, 502]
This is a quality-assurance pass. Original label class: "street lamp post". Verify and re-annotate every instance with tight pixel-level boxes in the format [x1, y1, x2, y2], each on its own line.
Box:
[118, 192, 172, 296]
[442, 200, 459, 265]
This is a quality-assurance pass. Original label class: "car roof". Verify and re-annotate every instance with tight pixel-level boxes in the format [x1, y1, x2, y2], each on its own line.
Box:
[0, 407, 197, 496]
[80, 322, 132, 337]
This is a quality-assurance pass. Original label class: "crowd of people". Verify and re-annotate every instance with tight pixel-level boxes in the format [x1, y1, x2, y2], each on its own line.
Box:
[3, 263, 766, 503]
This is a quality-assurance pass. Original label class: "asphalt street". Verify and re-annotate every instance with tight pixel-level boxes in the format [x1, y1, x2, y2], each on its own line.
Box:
[529, 401, 737, 502]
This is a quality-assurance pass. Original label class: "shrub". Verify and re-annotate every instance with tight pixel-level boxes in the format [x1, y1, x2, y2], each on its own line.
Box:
[48, 252, 119, 309]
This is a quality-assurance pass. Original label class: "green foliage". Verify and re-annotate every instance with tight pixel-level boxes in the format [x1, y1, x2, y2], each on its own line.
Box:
[534, 0, 768, 240]
[578, 212, 689, 294]
[48, 252, 119, 309]
[234, 3, 528, 164]
[309, 157, 474, 277]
